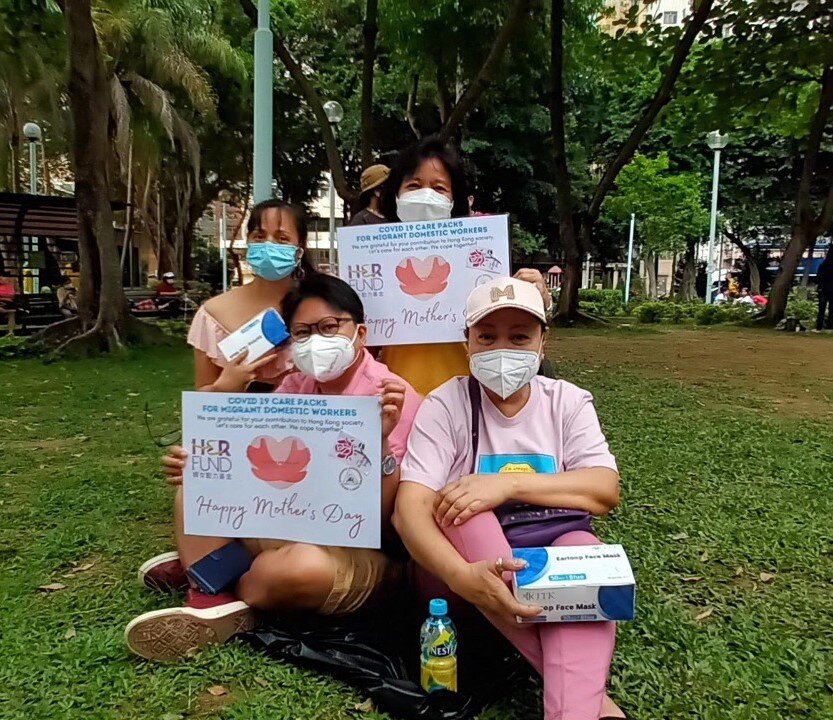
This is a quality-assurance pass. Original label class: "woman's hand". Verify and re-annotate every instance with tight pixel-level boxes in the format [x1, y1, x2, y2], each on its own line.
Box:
[514, 268, 552, 311]
[434, 474, 510, 527]
[378, 379, 406, 440]
[212, 351, 276, 393]
[162, 446, 187, 486]
[449, 558, 542, 624]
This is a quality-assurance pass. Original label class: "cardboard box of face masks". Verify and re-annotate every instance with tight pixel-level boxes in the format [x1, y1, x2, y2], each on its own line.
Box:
[511, 544, 635, 623]
[217, 308, 289, 363]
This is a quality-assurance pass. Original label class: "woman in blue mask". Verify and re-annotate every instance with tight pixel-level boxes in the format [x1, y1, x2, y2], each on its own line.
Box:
[187, 199, 317, 393]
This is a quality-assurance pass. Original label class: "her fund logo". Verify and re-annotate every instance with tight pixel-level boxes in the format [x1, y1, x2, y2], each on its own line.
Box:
[190, 439, 233, 478]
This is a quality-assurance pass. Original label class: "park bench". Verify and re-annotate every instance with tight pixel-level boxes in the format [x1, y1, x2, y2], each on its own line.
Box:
[16, 293, 64, 335]
[125, 288, 201, 321]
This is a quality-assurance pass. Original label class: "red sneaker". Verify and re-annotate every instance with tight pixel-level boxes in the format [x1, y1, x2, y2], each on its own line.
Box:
[138, 551, 189, 593]
[124, 589, 254, 661]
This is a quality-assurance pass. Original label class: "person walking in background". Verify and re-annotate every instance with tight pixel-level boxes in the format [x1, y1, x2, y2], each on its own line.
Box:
[816, 245, 833, 331]
[348, 164, 390, 226]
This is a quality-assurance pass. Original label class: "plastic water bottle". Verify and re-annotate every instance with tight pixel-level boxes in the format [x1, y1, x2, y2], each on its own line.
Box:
[420, 598, 457, 693]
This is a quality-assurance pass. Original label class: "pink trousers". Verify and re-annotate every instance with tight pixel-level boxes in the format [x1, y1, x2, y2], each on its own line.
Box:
[433, 512, 616, 720]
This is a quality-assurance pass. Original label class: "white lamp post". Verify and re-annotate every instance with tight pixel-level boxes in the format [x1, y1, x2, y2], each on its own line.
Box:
[218, 189, 232, 293]
[705, 130, 729, 304]
[624, 213, 636, 303]
[323, 100, 343, 272]
[23, 122, 42, 292]
[23, 122, 41, 194]
[252, 0, 273, 203]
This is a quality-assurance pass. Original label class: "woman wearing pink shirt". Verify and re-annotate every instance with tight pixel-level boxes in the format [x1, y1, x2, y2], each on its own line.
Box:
[125, 274, 421, 661]
[394, 277, 625, 720]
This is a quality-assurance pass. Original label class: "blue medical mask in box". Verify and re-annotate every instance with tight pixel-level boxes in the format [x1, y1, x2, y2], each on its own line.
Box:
[217, 308, 289, 364]
[511, 544, 635, 623]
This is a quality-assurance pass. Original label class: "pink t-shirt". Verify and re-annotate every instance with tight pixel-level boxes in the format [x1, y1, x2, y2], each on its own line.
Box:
[277, 349, 422, 463]
[187, 305, 293, 383]
[400, 376, 617, 492]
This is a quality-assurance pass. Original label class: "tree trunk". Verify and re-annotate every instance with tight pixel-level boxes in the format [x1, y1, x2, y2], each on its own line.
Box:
[438, 0, 532, 143]
[727, 231, 761, 294]
[646, 253, 658, 299]
[677, 242, 697, 300]
[550, 0, 580, 325]
[436, 61, 454, 125]
[767, 67, 833, 323]
[64, 0, 131, 351]
[768, 222, 812, 322]
[800, 237, 816, 287]
[360, 0, 378, 168]
[748, 260, 760, 295]
[9, 137, 19, 194]
[406, 74, 421, 138]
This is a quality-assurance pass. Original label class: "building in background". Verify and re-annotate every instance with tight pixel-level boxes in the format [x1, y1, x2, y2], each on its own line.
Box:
[599, 0, 691, 34]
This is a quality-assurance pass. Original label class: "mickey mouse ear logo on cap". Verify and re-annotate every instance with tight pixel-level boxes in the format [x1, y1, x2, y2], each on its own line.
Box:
[490, 285, 515, 303]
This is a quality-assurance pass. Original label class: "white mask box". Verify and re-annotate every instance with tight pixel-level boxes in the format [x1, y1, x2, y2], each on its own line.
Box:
[217, 308, 289, 363]
[511, 544, 635, 623]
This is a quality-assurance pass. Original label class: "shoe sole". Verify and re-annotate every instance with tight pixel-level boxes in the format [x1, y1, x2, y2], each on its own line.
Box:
[124, 602, 255, 661]
[137, 551, 187, 592]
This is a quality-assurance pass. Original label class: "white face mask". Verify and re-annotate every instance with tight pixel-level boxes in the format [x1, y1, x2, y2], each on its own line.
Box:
[291, 328, 359, 383]
[396, 188, 453, 222]
[469, 348, 541, 400]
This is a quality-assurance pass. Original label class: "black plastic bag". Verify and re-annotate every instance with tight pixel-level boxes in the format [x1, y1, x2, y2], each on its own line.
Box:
[240, 583, 528, 720]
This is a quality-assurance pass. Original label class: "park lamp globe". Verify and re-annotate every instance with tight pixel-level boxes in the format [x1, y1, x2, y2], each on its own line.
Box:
[323, 100, 344, 126]
[23, 122, 42, 142]
[706, 130, 729, 151]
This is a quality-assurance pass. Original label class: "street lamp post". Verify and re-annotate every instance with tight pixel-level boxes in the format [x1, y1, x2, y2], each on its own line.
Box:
[252, 0, 273, 203]
[705, 130, 729, 304]
[23, 122, 41, 194]
[218, 190, 232, 293]
[625, 212, 636, 303]
[23, 122, 42, 292]
[323, 100, 344, 272]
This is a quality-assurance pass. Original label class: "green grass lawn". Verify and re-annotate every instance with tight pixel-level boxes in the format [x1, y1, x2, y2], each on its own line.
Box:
[2, 333, 832, 719]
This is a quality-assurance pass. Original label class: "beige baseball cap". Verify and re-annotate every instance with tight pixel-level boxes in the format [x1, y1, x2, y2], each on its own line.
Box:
[465, 277, 546, 327]
[360, 164, 390, 194]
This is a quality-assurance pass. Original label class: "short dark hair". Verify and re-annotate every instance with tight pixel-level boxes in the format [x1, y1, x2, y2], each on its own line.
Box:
[246, 199, 316, 277]
[380, 135, 469, 221]
[282, 273, 365, 326]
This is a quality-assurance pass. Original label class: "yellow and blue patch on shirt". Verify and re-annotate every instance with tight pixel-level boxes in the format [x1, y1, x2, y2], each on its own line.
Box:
[477, 454, 556, 475]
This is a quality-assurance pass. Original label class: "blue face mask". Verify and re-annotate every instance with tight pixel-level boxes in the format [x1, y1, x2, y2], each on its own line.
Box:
[246, 242, 299, 281]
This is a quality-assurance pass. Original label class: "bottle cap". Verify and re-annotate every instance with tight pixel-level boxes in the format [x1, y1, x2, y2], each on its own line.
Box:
[429, 598, 448, 617]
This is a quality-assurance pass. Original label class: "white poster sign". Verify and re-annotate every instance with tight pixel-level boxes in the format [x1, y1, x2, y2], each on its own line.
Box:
[182, 391, 381, 548]
[337, 214, 510, 345]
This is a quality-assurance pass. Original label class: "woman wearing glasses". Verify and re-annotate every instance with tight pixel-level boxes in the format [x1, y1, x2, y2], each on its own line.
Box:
[125, 274, 421, 661]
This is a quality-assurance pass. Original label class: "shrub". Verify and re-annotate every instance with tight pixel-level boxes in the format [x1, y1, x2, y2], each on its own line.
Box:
[634, 302, 665, 323]
[579, 288, 624, 316]
[785, 298, 816, 324]
[0, 335, 39, 359]
[695, 304, 730, 325]
[156, 320, 189, 338]
[631, 300, 699, 324]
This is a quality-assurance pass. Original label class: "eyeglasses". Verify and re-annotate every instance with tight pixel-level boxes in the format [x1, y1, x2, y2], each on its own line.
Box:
[144, 402, 181, 448]
[290, 316, 355, 341]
